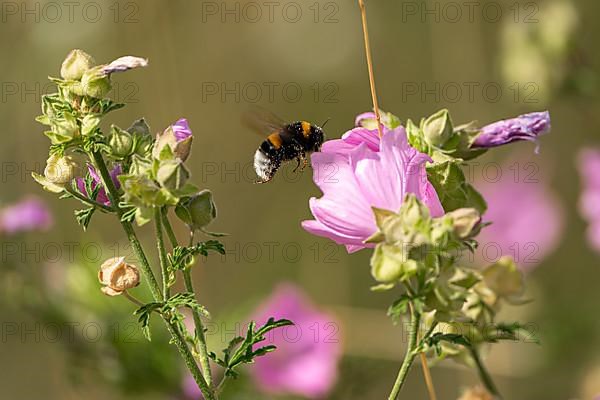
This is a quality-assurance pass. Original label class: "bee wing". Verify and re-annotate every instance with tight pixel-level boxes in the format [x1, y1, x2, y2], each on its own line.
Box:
[242, 106, 286, 136]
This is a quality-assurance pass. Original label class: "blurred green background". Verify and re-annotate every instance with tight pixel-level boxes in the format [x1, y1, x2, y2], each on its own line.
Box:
[1, 0, 600, 399]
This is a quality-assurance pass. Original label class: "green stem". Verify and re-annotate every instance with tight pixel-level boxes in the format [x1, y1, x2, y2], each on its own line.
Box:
[388, 303, 421, 400]
[162, 212, 214, 388]
[90, 151, 162, 300]
[90, 151, 215, 400]
[154, 207, 170, 301]
[65, 187, 114, 212]
[469, 346, 502, 399]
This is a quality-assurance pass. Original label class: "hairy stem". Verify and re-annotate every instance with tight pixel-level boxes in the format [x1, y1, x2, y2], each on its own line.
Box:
[388, 302, 421, 400]
[161, 211, 214, 388]
[469, 346, 502, 399]
[358, 0, 383, 138]
[154, 207, 170, 301]
[90, 151, 215, 400]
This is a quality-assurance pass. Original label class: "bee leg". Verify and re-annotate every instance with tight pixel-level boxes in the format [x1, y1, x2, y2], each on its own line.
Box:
[293, 153, 308, 173]
[300, 155, 308, 171]
[254, 176, 272, 184]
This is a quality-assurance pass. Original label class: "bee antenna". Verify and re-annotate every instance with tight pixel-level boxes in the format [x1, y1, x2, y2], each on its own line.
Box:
[320, 117, 331, 128]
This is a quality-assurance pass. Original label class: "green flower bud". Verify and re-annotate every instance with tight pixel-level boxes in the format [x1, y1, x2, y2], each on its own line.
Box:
[109, 125, 134, 158]
[482, 256, 525, 300]
[81, 114, 101, 136]
[446, 208, 481, 239]
[44, 154, 78, 185]
[80, 66, 112, 98]
[60, 49, 95, 81]
[46, 112, 80, 144]
[175, 190, 217, 230]
[400, 194, 430, 228]
[156, 159, 189, 191]
[423, 109, 454, 147]
[152, 120, 193, 162]
[370, 244, 417, 283]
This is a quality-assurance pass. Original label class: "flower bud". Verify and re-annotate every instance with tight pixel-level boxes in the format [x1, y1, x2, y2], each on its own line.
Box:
[47, 113, 80, 144]
[472, 111, 551, 149]
[175, 190, 217, 230]
[80, 66, 112, 98]
[152, 119, 193, 161]
[98, 257, 140, 296]
[482, 256, 525, 300]
[109, 125, 134, 158]
[423, 109, 454, 147]
[44, 154, 77, 185]
[60, 49, 95, 81]
[156, 159, 190, 191]
[400, 194, 430, 228]
[370, 244, 417, 283]
[447, 208, 481, 239]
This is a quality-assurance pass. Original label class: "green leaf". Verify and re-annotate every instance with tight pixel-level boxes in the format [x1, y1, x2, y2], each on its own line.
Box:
[74, 207, 95, 231]
[134, 302, 163, 341]
[426, 161, 487, 214]
[212, 317, 294, 378]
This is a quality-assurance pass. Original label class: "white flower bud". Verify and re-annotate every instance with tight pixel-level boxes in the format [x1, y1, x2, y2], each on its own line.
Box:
[44, 154, 77, 185]
[60, 49, 95, 81]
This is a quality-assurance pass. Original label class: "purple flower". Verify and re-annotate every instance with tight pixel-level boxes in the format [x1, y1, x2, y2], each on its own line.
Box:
[172, 118, 193, 141]
[302, 116, 444, 253]
[475, 159, 564, 270]
[472, 111, 551, 149]
[250, 283, 342, 399]
[0, 197, 53, 234]
[76, 164, 122, 206]
[577, 148, 600, 252]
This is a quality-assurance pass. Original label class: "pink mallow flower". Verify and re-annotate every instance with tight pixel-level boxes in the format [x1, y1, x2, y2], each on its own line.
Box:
[475, 160, 564, 271]
[75, 164, 122, 206]
[577, 148, 600, 252]
[251, 283, 342, 399]
[302, 113, 444, 253]
[0, 197, 53, 234]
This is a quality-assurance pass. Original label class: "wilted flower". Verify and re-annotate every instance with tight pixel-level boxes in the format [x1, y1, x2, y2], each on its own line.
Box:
[457, 386, 494, 400]
[152, 118, 193, 161]
[475, 160, 563, 270]
[60, 49, 95, 81]
[577, 148, 600, 252]
[79, 55, 148, 98]
[101, 56, 148, 74]
[98, 257, 140, 296]
[472, 111, 551, 149]
[302, 115, 443, 253]
[251, 283, 341, 398]
[76, 164, 122, 206]
[0, 197, 53, 234]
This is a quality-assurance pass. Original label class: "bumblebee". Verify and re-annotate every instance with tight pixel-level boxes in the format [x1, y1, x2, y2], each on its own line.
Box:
[246, 110, 326, 183]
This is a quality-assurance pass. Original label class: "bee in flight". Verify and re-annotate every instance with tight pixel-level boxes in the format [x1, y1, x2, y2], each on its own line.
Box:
[245, 109, 327, 183]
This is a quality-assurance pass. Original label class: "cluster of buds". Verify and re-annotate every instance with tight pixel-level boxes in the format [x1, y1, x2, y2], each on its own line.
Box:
[98, 257, 140, 296]
[367, 194, 482, 288]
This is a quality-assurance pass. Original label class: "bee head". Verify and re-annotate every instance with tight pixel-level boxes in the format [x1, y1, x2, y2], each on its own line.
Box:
[309, 124, 325, 151]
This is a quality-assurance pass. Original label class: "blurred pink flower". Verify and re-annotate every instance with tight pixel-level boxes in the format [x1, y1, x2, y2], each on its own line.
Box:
[577, 148, 600, 252]
[0, 197, 53, 234]
[302, 114, 443, 253]
[475, 160, 564, 271]
[250, 283, 342, 399]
